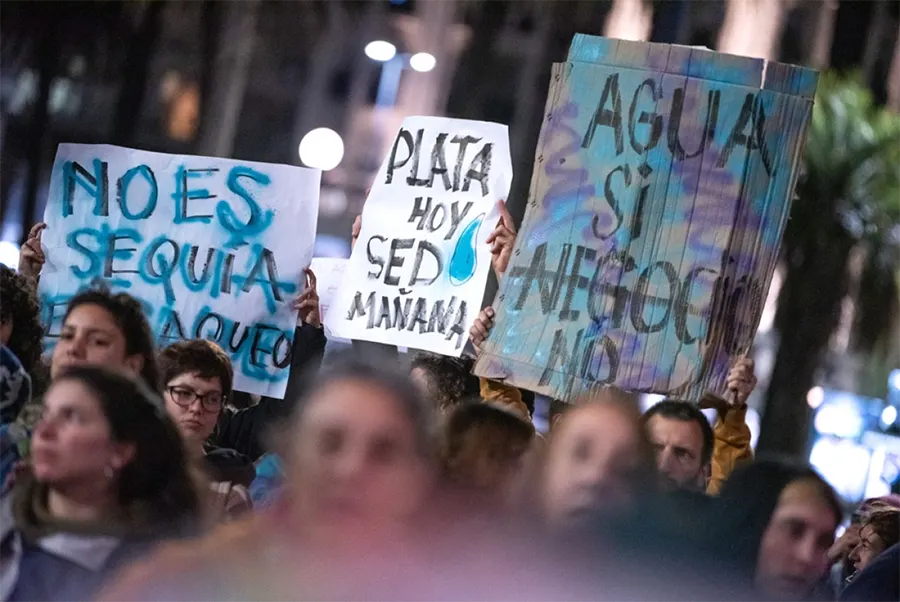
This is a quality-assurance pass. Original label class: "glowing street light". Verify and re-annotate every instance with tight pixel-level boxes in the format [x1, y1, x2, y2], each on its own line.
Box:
[364, 40, 397, 62]
[298, 127, 344, 171]
[409, 52, 436, 73]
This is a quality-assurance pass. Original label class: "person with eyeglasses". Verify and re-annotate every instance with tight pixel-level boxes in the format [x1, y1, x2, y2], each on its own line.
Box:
[158, 340, 253, 524]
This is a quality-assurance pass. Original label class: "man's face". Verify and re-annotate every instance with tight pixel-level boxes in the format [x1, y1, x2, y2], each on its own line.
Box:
[645, 415, 706, 491]
[755, 480, 837, 600]
[849, 524, 887, 573]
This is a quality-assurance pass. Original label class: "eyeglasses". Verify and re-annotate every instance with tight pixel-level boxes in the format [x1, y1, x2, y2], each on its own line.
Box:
[166, 386, 224, 413]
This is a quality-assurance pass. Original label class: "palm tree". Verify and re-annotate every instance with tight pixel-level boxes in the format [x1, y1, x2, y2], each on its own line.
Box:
[757, 74, 900, 457]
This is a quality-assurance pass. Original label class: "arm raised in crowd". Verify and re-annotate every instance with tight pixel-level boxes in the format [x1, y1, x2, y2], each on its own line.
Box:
[17, 222, 46, 290]
[213, 269, 326, 461]
[702, 358, 756, 495]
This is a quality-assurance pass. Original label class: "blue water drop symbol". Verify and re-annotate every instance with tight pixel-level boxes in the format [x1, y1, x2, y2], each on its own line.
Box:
[448, 213, 484, 286]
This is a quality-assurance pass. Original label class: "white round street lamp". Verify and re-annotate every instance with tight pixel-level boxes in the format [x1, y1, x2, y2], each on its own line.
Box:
[364, 40, 397, 62]
[409, 52, 436, 73]
[298, 127, 344, 171]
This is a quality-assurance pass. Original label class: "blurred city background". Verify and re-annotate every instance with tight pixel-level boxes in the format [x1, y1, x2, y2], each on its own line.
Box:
[0, 0, 898, 505]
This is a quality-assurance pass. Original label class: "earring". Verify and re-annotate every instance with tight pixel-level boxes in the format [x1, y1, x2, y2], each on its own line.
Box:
[103, 465, 115, 479]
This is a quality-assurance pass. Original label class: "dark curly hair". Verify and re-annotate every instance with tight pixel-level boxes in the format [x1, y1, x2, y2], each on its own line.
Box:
[410, 352, 479, 411]
[62, 285, 160, 393]
[0, 265, 43, 373]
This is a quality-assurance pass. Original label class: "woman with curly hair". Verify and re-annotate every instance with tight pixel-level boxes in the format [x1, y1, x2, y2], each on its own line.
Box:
[0, 265, 43, 376]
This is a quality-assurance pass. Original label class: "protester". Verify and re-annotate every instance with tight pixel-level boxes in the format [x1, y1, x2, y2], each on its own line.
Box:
[0, 366, 201, 601]
[847, 508, 900, 574]
[828, 495, 900, 591]
[840, 543, 900, 602]
[410, 352, 479, 413]
[211, 268, 325, 461]
[1, 346, 32, 495]
[641, 359, 756, 494]
[440, 402, 535, 510]
[0, 264, 43, 380]
[710, 459, 842, 601]
[158, 340, 253, 523]
[100, 356, 438, 599]
[539, 386, 653, 530]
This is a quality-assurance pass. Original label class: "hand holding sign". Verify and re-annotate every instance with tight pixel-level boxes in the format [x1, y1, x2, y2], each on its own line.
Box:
[292, 268, 321, 328]
[469, 306, 495, 353]
[486, 200, 516, 277]
[725, 358, 756, 407]
[18, 222, 47, 281]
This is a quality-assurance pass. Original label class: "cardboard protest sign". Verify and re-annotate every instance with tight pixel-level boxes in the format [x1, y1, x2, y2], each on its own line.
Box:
[38, 144, 320, 398]
[474, 36, 817, 402]
[326, 116, 512, 355]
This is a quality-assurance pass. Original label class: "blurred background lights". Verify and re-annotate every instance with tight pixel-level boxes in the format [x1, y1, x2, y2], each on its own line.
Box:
[298, 128, 344, 171]
[806, 386, 825, 409]
[882, 405, 898, 427]
[364, 40, 396, 62]
[409, 52, 436, 72]
[0, 241, 20, 268]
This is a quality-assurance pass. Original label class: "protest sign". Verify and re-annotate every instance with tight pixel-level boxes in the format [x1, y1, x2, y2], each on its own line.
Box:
[38, 144, 320, 398]
[326, 116, 512, 355]
[309, 257, 350, 343]
[474, 36, 818, 402]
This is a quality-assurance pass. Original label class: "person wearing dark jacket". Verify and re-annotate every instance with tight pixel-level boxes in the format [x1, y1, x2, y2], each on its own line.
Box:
[213, 270, 325, 461]
[708, 459, 842, 601]
[840, 543, 900, 602]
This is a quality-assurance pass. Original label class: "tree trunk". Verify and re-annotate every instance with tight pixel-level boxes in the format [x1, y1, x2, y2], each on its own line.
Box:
[809, 0, 838, 70]
[111, 1, 167, 146]
[195, 0, 260, 158]
[757, 226, 856, 457]
[21, 27, 56, 234]
[603, 0, 652, 41]
[888, 31, 900, 112]
[448, 1, 506, 119]
[717, 0, 791, 60]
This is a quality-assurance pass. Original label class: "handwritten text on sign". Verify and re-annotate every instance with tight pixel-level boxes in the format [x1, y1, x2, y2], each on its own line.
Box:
[475, 37, 816, 401]
[327, 117, 512, 355]
[39, 144, 321, 398]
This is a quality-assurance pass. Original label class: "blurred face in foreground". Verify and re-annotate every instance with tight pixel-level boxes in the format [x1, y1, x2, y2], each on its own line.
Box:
[755, 479, 838, 600]
[542, 403, 644, 528]
[286, 378, 432, 545]
[31, 378, 133, 496]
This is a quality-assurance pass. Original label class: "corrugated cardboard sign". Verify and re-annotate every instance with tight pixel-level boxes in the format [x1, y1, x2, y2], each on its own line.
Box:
[474, 35, 818, 402]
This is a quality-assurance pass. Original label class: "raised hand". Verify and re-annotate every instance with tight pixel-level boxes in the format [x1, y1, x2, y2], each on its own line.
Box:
[725, 358, 757, 407]
[18, 222, 47, 281]
[351, 215, 362, 251]
[469, 306, 495, 353]
[486, 200, 516, 277]
[291, 268, 321, 328]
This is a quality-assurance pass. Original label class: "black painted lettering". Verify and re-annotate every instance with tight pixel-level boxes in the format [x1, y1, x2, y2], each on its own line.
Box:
[384, 238, 414, 286]
[408, 197, 431, 230]
[582, 73, 624, 155]
[386, 128, 414, 185]
[408, 241, 443, 286]
[366, 235, 388, 279]
[630, 261, 678, 333]
[428, 133, 452, 190]
[449, 135, 480, 191]
[628, 78, 663, 154]
[669, 88, 719, 161]
[592, 164, 630, 240]
[447, 201, 473, 240]
[406, 128, 429, 187]
[462, 142, 492, 196]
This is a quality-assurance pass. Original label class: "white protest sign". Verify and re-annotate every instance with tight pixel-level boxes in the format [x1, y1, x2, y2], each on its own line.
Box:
[38, 144, 320, 398]
[326, 116, 512, 355]
[308, 257, 350, 344]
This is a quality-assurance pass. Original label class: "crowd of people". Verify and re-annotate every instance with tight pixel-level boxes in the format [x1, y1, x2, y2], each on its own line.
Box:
[0, 205, 897, 601]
